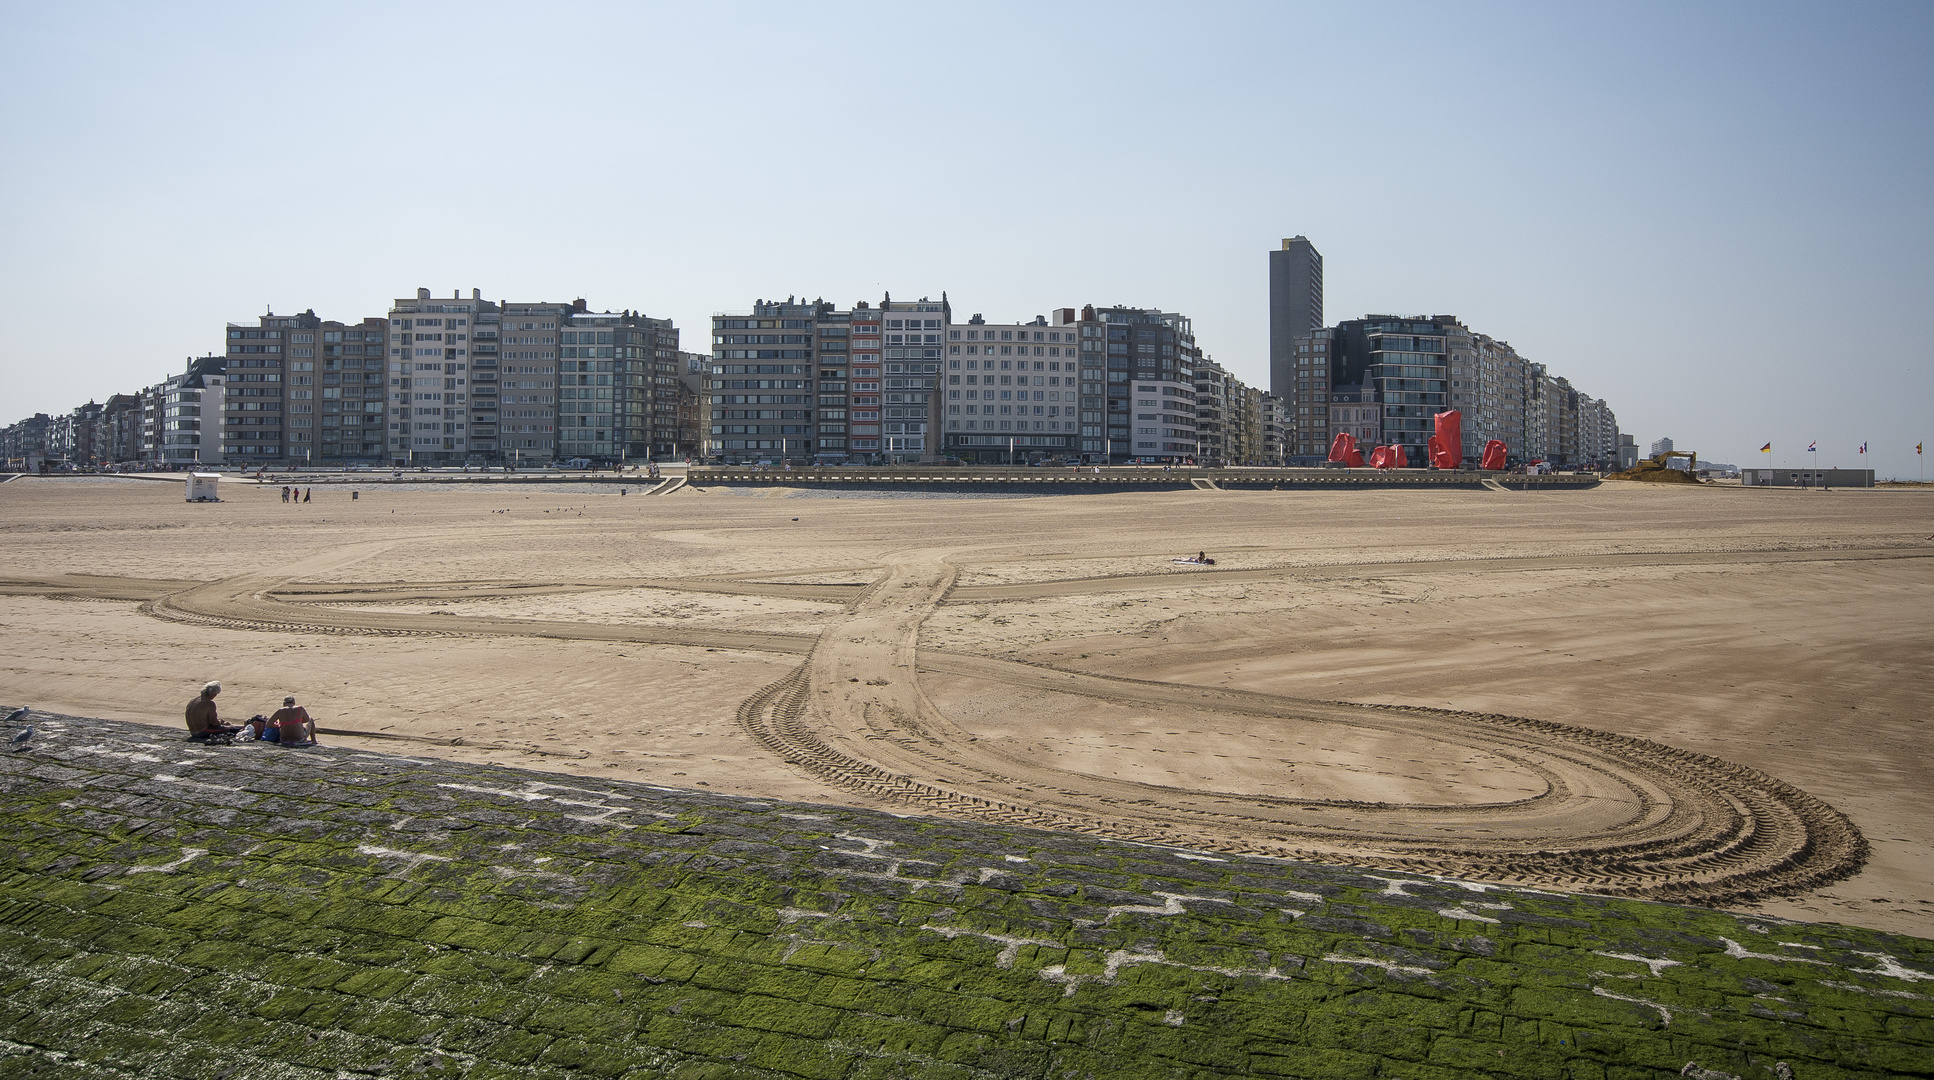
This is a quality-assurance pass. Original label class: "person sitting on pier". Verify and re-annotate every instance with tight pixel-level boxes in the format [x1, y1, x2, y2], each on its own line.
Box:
[185, 681, 242, 742]
[265, 695, 318, 747]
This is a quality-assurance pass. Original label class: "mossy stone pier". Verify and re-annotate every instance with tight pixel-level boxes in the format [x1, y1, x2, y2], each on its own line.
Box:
[2, 714, 1929, 1079]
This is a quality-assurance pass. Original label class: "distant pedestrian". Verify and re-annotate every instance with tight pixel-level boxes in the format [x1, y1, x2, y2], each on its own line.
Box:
[281, 486, 290, 502]
[303, 488, 311, 503]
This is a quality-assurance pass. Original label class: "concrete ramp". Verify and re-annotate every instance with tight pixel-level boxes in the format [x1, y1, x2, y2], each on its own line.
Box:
[1482, 478, 1511, 492]
[648, 476, 686, 495]
[1191, 477, 1220, 490]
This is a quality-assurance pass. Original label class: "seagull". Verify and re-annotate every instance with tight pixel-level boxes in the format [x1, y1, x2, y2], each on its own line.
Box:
[8, 726, 31, 753]
[3, 707, 25, 726]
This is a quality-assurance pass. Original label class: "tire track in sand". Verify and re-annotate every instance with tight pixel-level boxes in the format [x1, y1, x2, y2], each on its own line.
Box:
[7, 540, 1871, 903]
[736, 544, 1867, 905]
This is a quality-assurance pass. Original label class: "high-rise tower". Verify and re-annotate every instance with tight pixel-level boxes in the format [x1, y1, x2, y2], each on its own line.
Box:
[1268, 236, 1323, 398]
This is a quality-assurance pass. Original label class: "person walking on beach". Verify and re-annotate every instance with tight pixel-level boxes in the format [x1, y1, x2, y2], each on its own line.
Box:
[266, 696, 318, 747]
[281, 486, 290, 502]
[185, 681, 241, 741]
[303, 488, 311, 503]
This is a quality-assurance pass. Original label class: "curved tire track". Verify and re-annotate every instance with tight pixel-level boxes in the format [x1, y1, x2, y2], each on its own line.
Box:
[4, 541, 1874, 903]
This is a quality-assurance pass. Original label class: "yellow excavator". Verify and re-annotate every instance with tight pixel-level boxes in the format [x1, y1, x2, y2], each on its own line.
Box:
[1610, 449, 1700, 483]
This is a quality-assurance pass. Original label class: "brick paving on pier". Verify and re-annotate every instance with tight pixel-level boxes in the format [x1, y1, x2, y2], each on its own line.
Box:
[1, 713, 1929, 1079]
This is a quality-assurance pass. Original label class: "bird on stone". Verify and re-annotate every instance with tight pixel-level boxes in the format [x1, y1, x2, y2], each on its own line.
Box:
[3, 706, 26, 726]
[8, 727, 32, 753]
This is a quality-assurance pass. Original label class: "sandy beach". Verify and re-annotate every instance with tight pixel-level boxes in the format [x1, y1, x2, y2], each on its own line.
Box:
[1, 473, 1928, 935]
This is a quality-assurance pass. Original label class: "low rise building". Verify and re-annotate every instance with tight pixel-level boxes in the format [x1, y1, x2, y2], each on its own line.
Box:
[1742, 468, 1874, 488]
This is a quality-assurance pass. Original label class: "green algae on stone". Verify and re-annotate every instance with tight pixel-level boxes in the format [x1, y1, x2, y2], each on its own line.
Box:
[3, 716, 1932, 1080]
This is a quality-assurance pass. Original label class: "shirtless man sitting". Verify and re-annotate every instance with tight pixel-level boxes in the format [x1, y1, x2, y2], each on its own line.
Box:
[266, 696, 318, 747]
[185, 681, 242, 741]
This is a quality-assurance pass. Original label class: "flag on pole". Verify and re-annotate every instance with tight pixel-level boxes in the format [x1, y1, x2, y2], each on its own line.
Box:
[1808, 441, 1817, 452]
[1760, 443, 1771, 453]
[1859, 443, 1867, 454]
[1919, 443, 1924, 455]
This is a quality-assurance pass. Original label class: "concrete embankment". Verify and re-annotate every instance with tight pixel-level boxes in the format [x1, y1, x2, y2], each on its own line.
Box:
[1, 713, 1926, 1079]
[688, 466, 1600, 495]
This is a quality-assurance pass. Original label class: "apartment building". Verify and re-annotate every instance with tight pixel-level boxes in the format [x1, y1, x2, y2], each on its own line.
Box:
[710, 295, 943, 463]
[711, 297, 831, 462]
[1191, 358, 1269, 465]
[1259, 393, 1289, 465]
[1523, 363, 1551, 463]
[675, 351, 709, 457]
[1525, 370, 1582, 468]
[162, 357, 226, 467]
[1447, 330, 1529, 466]
[388, 290, 670, 466]
[1237, 381, 1268, 466]
[223, 309, 386, 465]
[222, 317, 286, 461]
[1269, 236, 1324, 400]
[102, 394, 141, 463]
[1577, 396, 1618, 469]
[386, 290, 491, 465]
[312, 318, 389, 462]
[1083, 305, 1199, 463]
[941, 312, 1084, 462]
[495, 299, 575, 463]
[874, 297, 945, 459]
[554, 307, 680, 461]
[1285, 331, 1334, 457]
[1192, 360, 1230, 463]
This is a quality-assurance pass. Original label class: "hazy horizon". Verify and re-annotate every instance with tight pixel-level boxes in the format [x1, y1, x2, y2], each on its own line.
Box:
[2, 2, 1929, 476]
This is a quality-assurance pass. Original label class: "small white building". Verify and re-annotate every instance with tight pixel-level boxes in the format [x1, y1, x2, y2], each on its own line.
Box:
[185, 473, 222, 501]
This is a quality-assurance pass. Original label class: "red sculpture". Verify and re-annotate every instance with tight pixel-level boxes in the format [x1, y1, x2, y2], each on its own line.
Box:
[1367, 445, 1399, 469]
[1481, 440, 1508, 470]
[1327, 432, 1365, 468]
[1429, 410, 1462, 469]
[1392, 443, 1409, 468]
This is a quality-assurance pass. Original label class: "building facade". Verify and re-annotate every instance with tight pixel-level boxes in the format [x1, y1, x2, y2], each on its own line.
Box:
[163, 357, 226, 467]
[1447, 330, 1530, 466]
[1087, 305, 1198, 463]
[1268, 236, 1324, 401]
[1308, 315, 1460, 466]
[224, 309, 387, 465]
[1259, 392, 1289, 465]
[555, 307, 681, 462]
[942, 312, 1085, 462]
[711, 297, 833, 462]
[1285, 330, 1334, 458]
[710, 295, 943, 463]
[387, 290, 492, 465]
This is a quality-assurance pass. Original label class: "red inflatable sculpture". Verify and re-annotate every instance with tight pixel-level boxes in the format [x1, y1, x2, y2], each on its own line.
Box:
[1428, 410, 1462, 469]
[1368, 444, 1408, 470]
[1327, 432, 1365, 468]
[1392, 443, 1409, 468]
[1480, 439, 1508, 471]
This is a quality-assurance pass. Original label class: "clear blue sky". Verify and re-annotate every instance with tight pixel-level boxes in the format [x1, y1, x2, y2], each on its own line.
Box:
[3, 2, 1930, 475]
